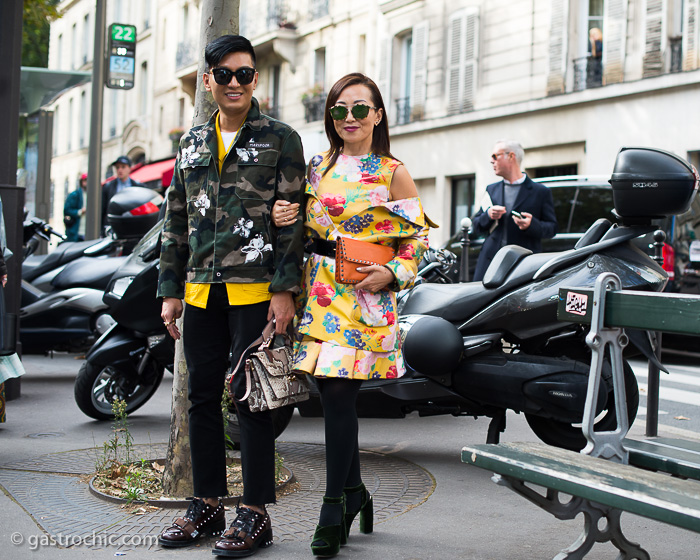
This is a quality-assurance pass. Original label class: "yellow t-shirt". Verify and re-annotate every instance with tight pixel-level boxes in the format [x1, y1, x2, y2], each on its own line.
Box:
[184, 115, 272, 309]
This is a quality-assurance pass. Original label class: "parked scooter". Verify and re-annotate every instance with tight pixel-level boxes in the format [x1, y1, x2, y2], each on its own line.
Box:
[20, 187, 163, 354]
[295, 147, 699, 451]
[74, 219, 173, 419]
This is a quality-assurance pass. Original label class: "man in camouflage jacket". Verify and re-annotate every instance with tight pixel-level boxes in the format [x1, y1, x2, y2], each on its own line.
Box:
[157, 36, 305, 556]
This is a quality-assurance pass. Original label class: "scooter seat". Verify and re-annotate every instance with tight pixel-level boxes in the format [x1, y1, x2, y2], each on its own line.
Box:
[52, 256, 128, 292]
[401, 282, 499, 321]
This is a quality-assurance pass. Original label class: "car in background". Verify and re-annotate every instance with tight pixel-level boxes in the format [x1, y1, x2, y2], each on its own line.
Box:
[442, 175, 700, 353]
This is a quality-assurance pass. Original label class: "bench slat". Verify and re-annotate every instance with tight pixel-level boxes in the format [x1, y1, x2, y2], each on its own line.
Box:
[461, 442, 700, 532]
[625, 438, 700, 480]
[557, 288, 700, 336]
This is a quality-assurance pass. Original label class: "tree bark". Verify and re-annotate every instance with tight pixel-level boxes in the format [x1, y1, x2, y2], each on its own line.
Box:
[162, 0, 240, 496]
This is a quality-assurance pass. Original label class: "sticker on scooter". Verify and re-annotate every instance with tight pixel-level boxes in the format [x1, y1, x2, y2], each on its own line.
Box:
[565, 292, 588, 316]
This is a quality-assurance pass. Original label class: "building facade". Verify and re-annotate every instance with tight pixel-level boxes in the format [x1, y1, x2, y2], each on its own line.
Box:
[49, 0, 700, 246]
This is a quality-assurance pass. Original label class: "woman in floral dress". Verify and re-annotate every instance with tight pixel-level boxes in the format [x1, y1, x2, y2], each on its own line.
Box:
[273, 73, 429, 557]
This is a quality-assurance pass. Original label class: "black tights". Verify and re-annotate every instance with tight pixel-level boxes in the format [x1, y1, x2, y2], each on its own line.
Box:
[316, 377, 363, 524]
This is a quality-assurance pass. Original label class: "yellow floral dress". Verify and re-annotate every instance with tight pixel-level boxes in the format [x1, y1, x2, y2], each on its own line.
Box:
[293, 151, 429, 380]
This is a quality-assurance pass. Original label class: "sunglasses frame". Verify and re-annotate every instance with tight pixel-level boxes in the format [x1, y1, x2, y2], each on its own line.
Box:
[329, 104, 377, 121]
[210, 66, 256, 86]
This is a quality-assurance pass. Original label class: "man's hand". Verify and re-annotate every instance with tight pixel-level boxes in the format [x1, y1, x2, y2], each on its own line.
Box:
[488, 205, 506, 220]
[161, 297, 183, 340]
[513, 211, 532, 230]
[268, 291, 295, 334]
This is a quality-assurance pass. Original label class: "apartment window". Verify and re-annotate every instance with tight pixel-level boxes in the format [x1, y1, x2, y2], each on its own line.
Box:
[451, 177, 475, 234]
[143, 0, 151, 29]
[53, 106, 59, 154]
[182, 3, 189, 38]
[395, 22, 428, 125]
[110, 90, 118, 138]
[140, 62, 148, 116]
[396, 32, 412, 125]
[67, 98, 73, 151]
[314, 48, 326, 90]
[303, 49, 326, 122]
[447, 10, 478, 115]
[267, 65, 281, 119]
[83, 13, 90, 64]
[71, 23, 77, 70]
[179, 97, 185, 128]
[57, 34, 63, 70]
[79, 91, 87, 147]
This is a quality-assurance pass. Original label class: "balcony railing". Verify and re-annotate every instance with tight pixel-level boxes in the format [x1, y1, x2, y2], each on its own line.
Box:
[310, 0, 329, 19]
[302, 93, 326, 123]
[176, 40, 197, 72]
[573, 56, 603, 91]
[395, 97, 414, 125]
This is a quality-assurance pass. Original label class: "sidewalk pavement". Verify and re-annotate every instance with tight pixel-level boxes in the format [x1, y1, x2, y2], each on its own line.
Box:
[1, 353, 699, 559]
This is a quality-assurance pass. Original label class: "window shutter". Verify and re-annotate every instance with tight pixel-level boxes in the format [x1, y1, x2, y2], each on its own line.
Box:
[446, 9, 479, 114]
[683, 0, 700, 71]
[410, 21, 429, 117]
[447, 13, 464, 114]
[377, 37, 393, 119]
[643, 0, 665, 77]
[463, 11, 479, 112]
[603, 0, 629, 84]
[546, 0, 569, 95]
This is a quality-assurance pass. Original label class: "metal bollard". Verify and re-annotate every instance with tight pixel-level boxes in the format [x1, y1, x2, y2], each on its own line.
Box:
[459, 217, 472, 283]
[646, 229, 666, 437]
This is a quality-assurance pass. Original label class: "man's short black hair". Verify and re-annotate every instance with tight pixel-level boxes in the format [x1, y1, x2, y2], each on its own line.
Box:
[205, 35, 256, 69]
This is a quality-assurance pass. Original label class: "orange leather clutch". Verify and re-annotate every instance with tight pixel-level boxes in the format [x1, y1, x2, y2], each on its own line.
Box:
[335, 237, 396, 284]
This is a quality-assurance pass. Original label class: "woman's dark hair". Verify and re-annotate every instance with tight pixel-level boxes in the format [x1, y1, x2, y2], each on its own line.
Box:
[322, 73, 396, 175]
[205, 35, 256, 69]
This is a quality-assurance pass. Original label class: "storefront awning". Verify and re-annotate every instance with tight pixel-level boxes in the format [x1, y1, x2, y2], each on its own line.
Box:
[20, 67, 91, 115]
[130, 158, 176, 187]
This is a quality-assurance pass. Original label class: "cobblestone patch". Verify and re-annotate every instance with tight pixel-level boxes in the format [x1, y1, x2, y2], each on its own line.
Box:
[0, 441, 434, 550]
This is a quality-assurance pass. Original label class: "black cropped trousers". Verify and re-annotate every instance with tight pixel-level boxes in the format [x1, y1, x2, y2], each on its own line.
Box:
[182, 283, 276, 505]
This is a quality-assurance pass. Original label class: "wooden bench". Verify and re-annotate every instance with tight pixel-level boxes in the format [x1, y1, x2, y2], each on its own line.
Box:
[461, 272, 700, 559]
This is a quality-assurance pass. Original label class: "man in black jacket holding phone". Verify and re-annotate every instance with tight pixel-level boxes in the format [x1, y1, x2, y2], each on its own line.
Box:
[471, 139, 558, 281]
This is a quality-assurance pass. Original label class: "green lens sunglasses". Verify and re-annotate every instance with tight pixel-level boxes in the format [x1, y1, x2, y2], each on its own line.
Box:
[329, 104, 377, 121]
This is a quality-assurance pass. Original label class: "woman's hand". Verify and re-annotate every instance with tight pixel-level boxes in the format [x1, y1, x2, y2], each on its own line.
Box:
[161, 297, 183, 340]
[271, 200, 300, 228]
[354, 265, 395, 293]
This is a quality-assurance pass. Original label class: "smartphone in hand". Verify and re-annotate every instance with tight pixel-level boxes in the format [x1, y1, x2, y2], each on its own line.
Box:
[511, 210, 523, 219]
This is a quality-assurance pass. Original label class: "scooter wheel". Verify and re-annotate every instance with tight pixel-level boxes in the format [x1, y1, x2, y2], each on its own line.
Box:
[74, 360, 165, 420]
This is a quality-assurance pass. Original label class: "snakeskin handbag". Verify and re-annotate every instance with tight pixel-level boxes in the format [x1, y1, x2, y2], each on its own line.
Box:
[227, 320, 311, 412]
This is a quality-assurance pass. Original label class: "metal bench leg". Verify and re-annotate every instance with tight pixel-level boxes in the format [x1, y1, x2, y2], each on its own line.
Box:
[496, 475, 650, 560]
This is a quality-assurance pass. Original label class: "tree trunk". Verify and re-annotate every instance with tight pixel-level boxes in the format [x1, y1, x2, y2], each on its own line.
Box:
[162, 0, 240, 496]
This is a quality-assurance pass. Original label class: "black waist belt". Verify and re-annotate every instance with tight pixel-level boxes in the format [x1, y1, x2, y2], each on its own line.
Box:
[306, 238, 337, 257]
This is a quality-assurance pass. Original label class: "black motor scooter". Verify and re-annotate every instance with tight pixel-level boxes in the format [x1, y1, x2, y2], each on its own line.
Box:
[20, 188, 164, 355]
[293, 146, 698, 451]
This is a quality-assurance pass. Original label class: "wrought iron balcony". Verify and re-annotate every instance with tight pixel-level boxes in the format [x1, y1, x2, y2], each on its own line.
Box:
[670, 36, 683, 73]
[302, 93, 326, 123]
[573, 56, 603, 91]
[176, 40, 197, 72]
[395, 97, 412, 125]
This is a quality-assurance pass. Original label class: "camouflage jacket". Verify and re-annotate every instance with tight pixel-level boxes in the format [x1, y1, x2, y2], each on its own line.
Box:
[157, 98, 305, 299]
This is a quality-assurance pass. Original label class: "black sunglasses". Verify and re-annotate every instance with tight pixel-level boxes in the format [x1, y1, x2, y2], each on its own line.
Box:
[210, 66, 256, 86]
[329, 104, 377, 121]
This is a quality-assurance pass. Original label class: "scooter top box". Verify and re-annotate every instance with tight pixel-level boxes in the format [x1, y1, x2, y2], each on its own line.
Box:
[609, 146, 699, 219]
[107, 186, 164, 239]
